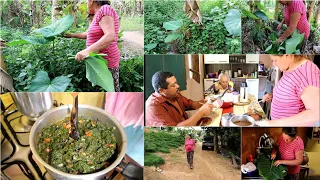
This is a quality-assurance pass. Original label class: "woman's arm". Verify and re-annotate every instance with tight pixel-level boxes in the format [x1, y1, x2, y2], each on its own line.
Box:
[65, 32, 87, 39]
[277, 12, 301, 42]
[267, 86, 320, 126]
[85, 16, 115, 53]
[274, 150, 303, 166]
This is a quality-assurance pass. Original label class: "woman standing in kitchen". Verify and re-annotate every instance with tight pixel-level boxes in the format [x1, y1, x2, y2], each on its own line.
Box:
[65, 0, 120, 92]
[276, 0, 310, 46]
[271, 127, 304, 180]
[185, 134, 196, 169]
[258, 55, 320, 126]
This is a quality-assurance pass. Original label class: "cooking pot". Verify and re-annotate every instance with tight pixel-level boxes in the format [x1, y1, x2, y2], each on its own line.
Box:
[12, 92, 53, 121]
[30, 104, 129, 180]
[229, 115, 255, 127]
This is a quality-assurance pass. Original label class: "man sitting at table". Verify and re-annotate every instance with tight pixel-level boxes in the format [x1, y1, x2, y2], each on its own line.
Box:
[207, 73, 234, 94]
[146, 71, 214, 126]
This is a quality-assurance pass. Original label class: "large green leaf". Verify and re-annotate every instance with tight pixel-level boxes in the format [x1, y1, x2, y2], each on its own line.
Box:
[6, 36, 51, 46]
[242, 9, 258, 19]
[257, 155, 287, 180]
[164, 33, 181, 43]
[285, 30, 304, 54]
[270, 32, 278, 42]
[255, 2, 265, 11]
[163, 20, 183, 31]
[144, 43, 157, 50]
[28, 71, 71, 92]
[224, 9, 241, 36]
[85, 55, 115, 92]
[33, 15, 74, 37]
[254, 10, 269, 21]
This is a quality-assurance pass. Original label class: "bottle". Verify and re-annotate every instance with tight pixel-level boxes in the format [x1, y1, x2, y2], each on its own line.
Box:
[240, 82, 248, 103]
[248, 154, 254, 163]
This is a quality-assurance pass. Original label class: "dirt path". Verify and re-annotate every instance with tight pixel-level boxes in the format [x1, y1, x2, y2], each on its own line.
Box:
[144, 143, 240, 180]
[121, 31, 144, 57]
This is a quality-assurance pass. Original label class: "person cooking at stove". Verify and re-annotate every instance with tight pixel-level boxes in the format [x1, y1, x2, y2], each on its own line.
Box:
[257, 55, 320, 126]
[206, 73, 234, 94]
[145, 71, 215, 126]
[276, 0, 310, 45]
[271, 127, 304, 180]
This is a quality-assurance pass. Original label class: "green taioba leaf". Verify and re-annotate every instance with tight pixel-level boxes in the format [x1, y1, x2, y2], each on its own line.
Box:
[164, 33, 181, 43]
[285, 29, 304, 54]
[224, 9, 241, 36]
[163, 20, 183, 31]
[33, 15, 74, 37]
[255, 2, 265, 11]
[242, 9, 258, 19]
[85, 55, 115, 92]
[257, 155, 287, 180]
[28, 71, 71, 92]
[254, 10, 269, 21]
[144, 43, 157, 50]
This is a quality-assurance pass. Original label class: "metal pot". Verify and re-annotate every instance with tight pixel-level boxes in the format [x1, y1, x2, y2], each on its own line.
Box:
[30, 104, 127, 180]
[229, 115, 255, 127]
[11, 92, 53, 121]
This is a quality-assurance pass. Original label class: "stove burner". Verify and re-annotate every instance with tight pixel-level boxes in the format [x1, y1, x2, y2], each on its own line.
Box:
[1, 161, 34, 180]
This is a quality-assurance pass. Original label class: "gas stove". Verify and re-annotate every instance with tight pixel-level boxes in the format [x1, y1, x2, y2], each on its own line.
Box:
[1, 100, 122, 180]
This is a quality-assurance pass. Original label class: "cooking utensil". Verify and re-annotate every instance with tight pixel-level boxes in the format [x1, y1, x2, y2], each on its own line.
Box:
[221, 113, 233, 127]
[29, 104, 140, 180]
[11, 92, 53, 121]
[70, 93, 79, 140]
[229, 115, 255, 127]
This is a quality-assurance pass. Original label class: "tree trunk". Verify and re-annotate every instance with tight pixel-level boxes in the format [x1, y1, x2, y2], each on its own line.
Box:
[274, 1, 279, 21]
[214, 129, 219, 153]
[308, 0, 315, 23]
[52, 0, 58, 23]
[315, 1, 320, 25]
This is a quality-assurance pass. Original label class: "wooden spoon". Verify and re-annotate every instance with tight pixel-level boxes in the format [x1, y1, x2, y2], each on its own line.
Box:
[69, 93, 79, 140]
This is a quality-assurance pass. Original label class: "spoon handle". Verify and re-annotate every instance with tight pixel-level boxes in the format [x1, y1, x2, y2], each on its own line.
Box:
[70, 93, 79, 140]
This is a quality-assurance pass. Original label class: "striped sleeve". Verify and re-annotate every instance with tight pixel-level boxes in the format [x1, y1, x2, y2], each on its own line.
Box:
[291, 0, 305, 15]
[96, 5, 115, 22]
[294, 137, 304, 154]
[297, 61, 320, 96]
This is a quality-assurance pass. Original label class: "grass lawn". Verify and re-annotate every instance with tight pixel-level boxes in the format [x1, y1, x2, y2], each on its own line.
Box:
[120, 16, 144, 31]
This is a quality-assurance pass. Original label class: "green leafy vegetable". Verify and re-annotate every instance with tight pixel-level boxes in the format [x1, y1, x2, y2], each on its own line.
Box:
[28, 71, 71, 92]
[285, 30, 304, 54]
[224, 9, 241, 36]
[144, 43, 157, 51]
[33, 15, 74, 37]
[254, 10, 269, 21]
[163, 20, 183, 31]
[85, 53, 115, 92]
[257, 155, 287, 180]
[242, 9, 258, 19]
[164, 33, 181, 43]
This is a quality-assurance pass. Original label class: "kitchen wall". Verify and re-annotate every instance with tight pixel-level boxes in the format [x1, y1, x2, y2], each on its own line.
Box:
[242, 127, 309, 164]
[305, 138, 320, 176]
[180, 54, 204, 101]
[205, 64, 258, 77]
[52, 92, 105, 108]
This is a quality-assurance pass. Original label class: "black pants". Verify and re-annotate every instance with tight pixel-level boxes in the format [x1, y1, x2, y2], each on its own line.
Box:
[187, 151, 194, 165]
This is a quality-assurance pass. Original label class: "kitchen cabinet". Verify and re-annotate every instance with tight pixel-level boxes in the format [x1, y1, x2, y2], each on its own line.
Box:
[246, 79, 259, 100]
[246, 54, 259, 64]
[204, 78, 217, 91]
[204, 54, 229, 64]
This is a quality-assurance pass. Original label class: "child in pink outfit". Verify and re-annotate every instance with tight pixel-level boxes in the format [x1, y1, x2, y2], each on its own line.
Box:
[185, 134, 195, 169]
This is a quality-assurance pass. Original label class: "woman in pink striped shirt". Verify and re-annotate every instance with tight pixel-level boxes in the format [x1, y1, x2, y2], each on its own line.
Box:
[276, 0, 310, 43]
[66, 0, 120, 92]
[271, 127, 304, 180]
[258, 55, 320, 126]
[185, 134, 195, 169]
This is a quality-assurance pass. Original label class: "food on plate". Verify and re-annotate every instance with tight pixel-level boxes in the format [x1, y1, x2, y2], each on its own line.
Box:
[37, 117, 116, 174]
[197, 117, 212, 126]
[233, 120, 252, 126]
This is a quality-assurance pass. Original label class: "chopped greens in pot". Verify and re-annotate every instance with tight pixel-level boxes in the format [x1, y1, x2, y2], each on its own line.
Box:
[37, 117, 117, 174]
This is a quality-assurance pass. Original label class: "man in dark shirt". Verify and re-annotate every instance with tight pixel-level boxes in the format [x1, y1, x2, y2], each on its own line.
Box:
[145, 71, 214, 126]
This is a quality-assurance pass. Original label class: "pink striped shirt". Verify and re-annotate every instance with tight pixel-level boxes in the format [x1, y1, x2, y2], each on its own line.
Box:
[271, 60, 320, 120]
[185, 139, 195, 152]
[86, 5, 120, 68]
[284, 0, 310, 39]
[277, 135, 304, 174]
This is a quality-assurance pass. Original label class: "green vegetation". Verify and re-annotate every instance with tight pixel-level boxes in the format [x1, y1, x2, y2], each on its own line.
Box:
[144, 0, 243, 54]
[144, 129, 185, 166]
[257, 154, 287, 180]
[120, 16, 144, 31]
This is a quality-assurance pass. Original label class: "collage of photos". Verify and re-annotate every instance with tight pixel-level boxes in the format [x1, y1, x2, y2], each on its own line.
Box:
[0, 0, 319, 180]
